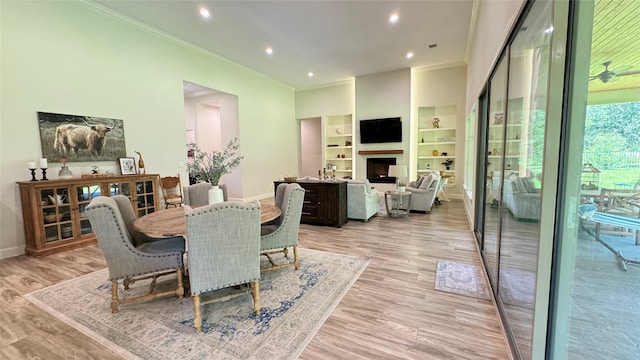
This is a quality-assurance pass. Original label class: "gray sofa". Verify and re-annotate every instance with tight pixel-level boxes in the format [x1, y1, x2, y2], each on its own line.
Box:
[347, 179, 380, 221]
[405, 171, 443, 213]
[502, 173, 540, 221]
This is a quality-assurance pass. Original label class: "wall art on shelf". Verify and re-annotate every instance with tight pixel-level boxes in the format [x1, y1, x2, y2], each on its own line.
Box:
[37, 112, 126, 162]
[118, 157, 137, 175]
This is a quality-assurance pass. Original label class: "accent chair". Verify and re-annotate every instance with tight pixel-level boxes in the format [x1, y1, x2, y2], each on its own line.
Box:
[184, 201, 261, 333]
[346, 179, 380, 222]
[85, 196, 185, 314]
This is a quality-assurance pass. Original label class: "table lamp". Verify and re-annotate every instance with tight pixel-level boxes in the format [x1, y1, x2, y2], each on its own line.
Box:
[388, 164, 407, 192]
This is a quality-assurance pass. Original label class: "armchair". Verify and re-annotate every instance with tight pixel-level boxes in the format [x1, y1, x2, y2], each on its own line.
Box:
[405, 171, 442, 213]
[85, 196, 185, 314]
[261, 183, 305, 271]
[183, 182, 228, 206]
[185, 201, 261, 333]
[346, 180, 380, 221]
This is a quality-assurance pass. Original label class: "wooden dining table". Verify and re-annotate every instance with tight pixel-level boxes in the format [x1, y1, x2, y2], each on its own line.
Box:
[133, 203, 281, 237]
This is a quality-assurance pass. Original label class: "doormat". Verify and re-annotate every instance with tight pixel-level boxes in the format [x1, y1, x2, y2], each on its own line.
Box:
[434, 259, 491, 300]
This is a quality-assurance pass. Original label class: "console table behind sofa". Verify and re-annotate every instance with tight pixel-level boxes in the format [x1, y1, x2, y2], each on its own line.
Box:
[274, 180, 347, 228]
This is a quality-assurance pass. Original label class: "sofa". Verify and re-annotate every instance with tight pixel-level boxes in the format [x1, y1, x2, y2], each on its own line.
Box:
[405, 171, 443, 213]
[347, 179, 380, 222]
[502, 173, 540, 221]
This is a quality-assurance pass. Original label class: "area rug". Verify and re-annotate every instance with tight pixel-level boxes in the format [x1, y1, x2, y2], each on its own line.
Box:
[25, 248, 370, 360]
[499, 268, 535, 308]
[434, 260, 491, 300]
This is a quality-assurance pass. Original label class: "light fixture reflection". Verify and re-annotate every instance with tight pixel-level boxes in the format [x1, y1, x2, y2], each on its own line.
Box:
[200, 7, 211, 19]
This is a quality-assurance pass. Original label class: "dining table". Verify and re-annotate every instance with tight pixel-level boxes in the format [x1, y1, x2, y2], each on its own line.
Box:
[133, 203, 281, 237]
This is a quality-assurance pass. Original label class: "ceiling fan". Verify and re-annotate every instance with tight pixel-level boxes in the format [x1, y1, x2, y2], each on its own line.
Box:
[589, 61, 640, 83]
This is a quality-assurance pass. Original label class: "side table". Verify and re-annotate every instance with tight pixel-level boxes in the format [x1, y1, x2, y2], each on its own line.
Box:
[384, 191, 412, 218]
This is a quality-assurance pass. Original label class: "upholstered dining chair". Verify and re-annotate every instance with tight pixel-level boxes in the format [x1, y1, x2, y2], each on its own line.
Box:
[86, 196, 185, 314]
[111, 194, 185, 252]
[160, 174, 184, 208]
[185, 201, 261, 333]
[183, 183, 228, 206]
[260, 183, 305, 272]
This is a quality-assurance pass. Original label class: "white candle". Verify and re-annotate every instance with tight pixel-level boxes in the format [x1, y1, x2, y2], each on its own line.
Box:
[27, 162, 36, 169]
[39, 158, 48, 169]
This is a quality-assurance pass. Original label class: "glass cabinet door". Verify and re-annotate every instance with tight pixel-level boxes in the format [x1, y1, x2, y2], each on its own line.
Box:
[135, 179, 156, 216]
[40, 186, 73, 242]
[74, 183, 101, 237]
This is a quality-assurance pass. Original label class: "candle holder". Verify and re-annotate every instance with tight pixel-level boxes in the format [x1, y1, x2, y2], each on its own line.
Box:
[29, 168, 38, 181]
[41, 168, 49, 181]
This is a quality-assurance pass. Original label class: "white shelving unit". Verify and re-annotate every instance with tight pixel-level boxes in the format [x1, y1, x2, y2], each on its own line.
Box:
[417, 105, 457, 185]
[324, 114, 354, 179]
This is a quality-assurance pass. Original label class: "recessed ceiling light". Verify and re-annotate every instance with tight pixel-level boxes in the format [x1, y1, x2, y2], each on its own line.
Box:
[199, 7, 211, 19]
[389, 13, 399, 24]
[265, 47, 273, 56]
[308, 72, 314, 78]
[406, 52, 414, 59]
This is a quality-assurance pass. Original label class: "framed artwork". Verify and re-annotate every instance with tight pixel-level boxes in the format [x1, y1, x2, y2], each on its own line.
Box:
[37, 112, 126, 162]
[119, 157, 137, 175]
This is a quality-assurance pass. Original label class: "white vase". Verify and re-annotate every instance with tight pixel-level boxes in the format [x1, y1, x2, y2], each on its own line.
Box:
[208, 185, 224, 204]
[398, 186, 406, 193]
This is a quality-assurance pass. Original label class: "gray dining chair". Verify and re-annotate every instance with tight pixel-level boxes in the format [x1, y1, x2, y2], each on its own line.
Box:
[183, 183, 228, 206]
[111, 194, 185, 245]
[86, 196, 185, 313]
[185, 201, 261, 333]
[260, 183, 305, 271]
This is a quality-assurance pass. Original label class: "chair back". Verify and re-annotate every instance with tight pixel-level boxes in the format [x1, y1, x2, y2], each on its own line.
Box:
[160, 174, 184, 207]
[261, 183, 305, 250]
[185, 202, 261, 295]
[110, 194, 143, 246]
[184, 182, 229, 206]
[86, 196, 144, 279]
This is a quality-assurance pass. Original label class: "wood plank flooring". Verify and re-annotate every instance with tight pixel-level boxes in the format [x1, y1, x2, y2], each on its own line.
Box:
[0, 200, 511, 359]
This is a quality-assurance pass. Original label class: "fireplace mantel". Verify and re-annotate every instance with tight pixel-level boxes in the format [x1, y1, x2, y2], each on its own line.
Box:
[358, 150, 404, 155]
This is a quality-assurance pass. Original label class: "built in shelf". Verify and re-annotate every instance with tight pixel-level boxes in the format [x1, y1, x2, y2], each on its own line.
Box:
[358, 150, 404, 155]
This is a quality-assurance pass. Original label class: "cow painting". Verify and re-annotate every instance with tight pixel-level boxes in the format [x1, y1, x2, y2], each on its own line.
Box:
[38, 112, 126, 162]
[54, 120, 116, 158]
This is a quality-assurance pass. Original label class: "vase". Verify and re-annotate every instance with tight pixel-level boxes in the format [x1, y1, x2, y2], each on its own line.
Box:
[208, 185, 224, 204]
[432, 149, 439, 156]
[58, 165, 73, 179]
[398, 186, 406, 193]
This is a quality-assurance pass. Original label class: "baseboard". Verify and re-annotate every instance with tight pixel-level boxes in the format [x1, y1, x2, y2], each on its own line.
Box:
[0, 245, 25, 260]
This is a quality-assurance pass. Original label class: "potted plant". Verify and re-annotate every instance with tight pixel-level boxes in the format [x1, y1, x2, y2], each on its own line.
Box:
[397, 179, 407, 193]
[186, 138, 243, 203]
[441, 158, 454, 170]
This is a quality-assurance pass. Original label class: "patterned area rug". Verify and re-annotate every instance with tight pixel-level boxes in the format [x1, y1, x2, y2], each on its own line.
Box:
[25, 248, 369, 360]
[434, 260, 491, 300]
[499, 268, 535, 308]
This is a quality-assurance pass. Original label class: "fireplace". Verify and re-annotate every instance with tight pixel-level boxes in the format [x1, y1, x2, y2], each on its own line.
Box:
[366, 158, 397, 183]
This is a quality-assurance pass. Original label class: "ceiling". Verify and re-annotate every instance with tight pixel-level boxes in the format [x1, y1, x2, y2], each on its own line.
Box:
[588, 0, 640, 94]
[92, 0, 474, 89]
[91, 1, 638, 93]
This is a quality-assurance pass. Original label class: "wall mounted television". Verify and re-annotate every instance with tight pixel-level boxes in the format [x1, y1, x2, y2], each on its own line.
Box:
[359, 117, 402, 144]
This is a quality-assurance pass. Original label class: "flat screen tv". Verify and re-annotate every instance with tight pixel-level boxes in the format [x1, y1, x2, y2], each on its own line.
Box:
[359, 117, 402, 144]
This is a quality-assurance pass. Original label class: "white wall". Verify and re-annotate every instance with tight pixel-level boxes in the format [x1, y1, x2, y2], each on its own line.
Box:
[355, 69, 411, 179]
[295, 81, 355, 119]
[412, 65, 468, 196]
[0, 1, 296, 258]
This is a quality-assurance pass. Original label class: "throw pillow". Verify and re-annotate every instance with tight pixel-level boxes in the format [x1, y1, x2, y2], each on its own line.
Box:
[420, 173, 435, 190]
[415, 175, 426, 188]
[521, 177, 537, 193]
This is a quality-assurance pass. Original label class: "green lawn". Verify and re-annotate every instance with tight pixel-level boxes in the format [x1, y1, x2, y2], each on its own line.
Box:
[594, 169, 640, 189]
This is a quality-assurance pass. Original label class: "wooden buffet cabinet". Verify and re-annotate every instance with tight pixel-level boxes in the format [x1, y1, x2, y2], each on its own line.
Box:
[274, 180, 347, 228]
[17, 174, 160, 257]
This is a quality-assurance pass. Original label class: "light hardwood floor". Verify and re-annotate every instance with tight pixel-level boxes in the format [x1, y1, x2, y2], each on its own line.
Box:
[0, 200, 510, 359]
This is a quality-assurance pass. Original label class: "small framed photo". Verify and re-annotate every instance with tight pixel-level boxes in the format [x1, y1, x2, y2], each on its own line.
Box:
[118, 157, 137, 175]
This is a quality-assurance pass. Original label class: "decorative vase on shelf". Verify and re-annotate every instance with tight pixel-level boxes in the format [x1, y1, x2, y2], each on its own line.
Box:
[58, 165, 73, 179]
[432, 149, 439, 156]
[208, 185, 224, 204]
